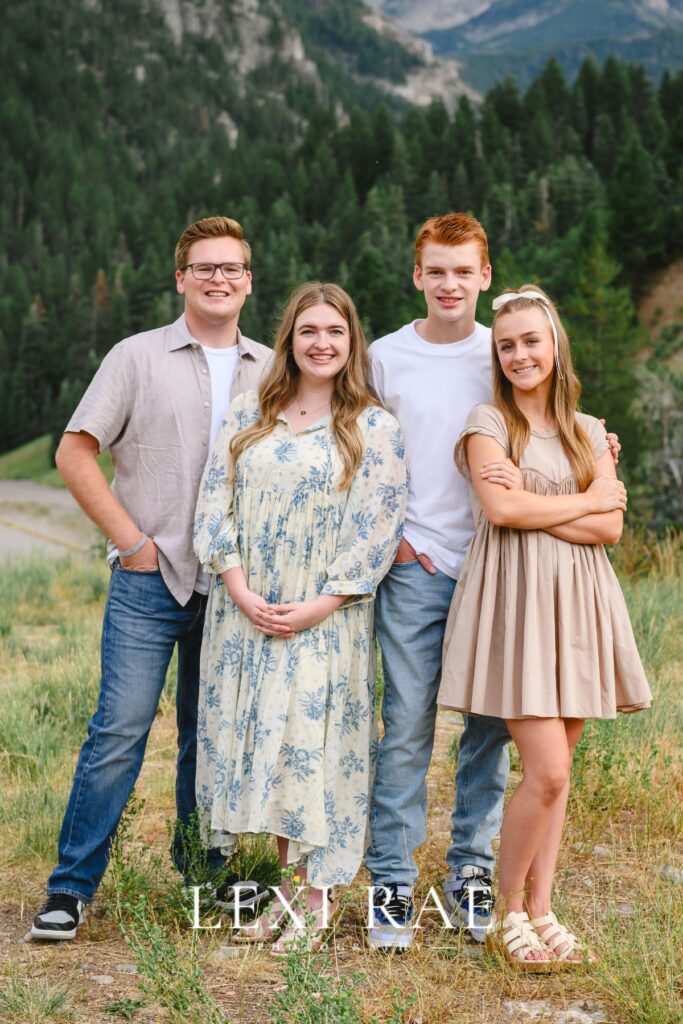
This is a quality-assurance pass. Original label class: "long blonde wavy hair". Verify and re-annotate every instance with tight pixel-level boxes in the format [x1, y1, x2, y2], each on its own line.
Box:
[491, 284, 595, 491]
[229, 282, 378, 490]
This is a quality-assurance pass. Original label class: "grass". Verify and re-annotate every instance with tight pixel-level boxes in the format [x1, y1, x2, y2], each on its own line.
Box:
[0, 536, 681, 1023]
[0, 433, 114, 486]
[0, 972, 75, 1023]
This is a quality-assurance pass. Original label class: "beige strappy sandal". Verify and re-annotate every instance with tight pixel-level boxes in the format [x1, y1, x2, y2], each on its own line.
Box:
[531, 911, 596, 966]
[271, 890, 338, 956]
[485, 911, 558, 972]
[232, 899, 288, 944]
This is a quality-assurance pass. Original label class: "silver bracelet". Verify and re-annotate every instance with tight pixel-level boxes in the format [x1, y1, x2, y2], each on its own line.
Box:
[119, 533, 148, 558]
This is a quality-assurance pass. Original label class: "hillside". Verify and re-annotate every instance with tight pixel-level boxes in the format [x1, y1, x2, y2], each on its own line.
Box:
[366, 0, 683, 89]
[1, 0, 682, 526]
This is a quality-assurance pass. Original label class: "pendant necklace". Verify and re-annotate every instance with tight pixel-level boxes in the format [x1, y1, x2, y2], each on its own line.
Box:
[294, 396, 331, 417]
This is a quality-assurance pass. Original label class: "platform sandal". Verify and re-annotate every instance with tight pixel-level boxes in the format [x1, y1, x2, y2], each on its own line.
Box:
[232, 898, 289, 944]
[531, 911, 596, 966]
[271, 890, 338, 956]
[485, 910, 558, 972]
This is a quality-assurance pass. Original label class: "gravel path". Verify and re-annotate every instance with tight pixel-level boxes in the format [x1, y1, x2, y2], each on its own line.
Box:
[0, 480, 100, 561]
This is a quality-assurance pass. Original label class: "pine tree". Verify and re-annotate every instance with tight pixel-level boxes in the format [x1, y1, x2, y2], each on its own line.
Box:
[607, 131, 664, 290]
[572, 57, 601, 158]
[563, 214, 644, 457]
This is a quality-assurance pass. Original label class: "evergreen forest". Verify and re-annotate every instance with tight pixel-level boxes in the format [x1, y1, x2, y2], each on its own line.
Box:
[2, 0, 682, 528]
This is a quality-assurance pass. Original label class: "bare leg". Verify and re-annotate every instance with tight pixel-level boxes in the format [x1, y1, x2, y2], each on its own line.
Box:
[525, 719, 584, 917]
[521, 719, 588, 961]
[276, 837, 322, 912]
[497, 718, 574, 961]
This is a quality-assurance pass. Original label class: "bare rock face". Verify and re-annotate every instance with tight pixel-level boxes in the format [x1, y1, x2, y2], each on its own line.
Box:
[360, 7, 480, 110]
[153, 0, 319, 92]
[152, 0, 478, 117]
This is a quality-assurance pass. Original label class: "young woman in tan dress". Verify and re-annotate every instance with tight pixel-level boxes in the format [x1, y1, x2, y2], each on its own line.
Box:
[438, 285, 651, 971]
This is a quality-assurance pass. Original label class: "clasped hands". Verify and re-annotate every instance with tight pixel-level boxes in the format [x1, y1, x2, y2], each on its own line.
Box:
[228, 579, 343, 639]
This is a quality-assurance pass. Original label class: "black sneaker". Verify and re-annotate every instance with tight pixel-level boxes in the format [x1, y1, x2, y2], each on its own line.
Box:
[31, 894, 85, 941]
[214, 876, 270, 918]
[367, 883, 414, 953]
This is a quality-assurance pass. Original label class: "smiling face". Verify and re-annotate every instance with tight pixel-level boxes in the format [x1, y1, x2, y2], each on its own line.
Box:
[175, 236, 252, 330]
[291, 302, 351, 387]
[413, 240, 491, 337]
[493, 306, 556, 395]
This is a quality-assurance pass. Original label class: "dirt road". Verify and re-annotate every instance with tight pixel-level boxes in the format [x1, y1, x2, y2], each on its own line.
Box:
[0, 480, 100, 561]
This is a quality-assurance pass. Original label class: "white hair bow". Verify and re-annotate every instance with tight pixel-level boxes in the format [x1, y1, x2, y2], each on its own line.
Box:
[491, 290, 563, 379]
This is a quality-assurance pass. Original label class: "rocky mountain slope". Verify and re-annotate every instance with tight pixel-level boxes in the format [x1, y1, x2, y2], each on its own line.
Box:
[149, 0, 475, 113]
[366, 0, 683, 88]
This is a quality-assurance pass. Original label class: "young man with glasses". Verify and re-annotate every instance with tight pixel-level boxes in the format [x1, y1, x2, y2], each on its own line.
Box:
[31, 216, 272, 942]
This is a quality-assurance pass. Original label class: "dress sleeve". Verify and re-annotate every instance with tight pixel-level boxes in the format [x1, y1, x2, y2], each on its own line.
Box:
[320, 408, 408, 606]
[454, 404, 510, 482]
[193, 392, 259, 574]
[580, 414, 610, 460]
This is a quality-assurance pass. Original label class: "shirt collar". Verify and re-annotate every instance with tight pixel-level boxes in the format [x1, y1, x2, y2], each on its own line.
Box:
[169, 314, 257, 359]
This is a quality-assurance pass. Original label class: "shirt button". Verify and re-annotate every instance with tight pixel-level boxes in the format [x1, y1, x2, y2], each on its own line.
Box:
[202, 440, 208, 446]
[201, 368, 208, 375]
[204, 401, 209, 408]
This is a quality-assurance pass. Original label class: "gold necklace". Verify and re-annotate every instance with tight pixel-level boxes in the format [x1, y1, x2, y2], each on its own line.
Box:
[294, 395, 331, 417]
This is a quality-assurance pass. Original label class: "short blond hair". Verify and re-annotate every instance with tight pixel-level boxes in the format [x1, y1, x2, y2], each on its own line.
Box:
[175, 216, 252, 270]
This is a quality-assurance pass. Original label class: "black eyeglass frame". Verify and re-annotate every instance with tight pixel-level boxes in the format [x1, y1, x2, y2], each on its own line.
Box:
[181, 261, 249, 280]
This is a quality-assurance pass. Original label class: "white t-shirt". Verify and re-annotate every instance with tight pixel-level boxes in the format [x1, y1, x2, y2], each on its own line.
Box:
[368, 320, 492, 579]
[202, 343, 240, 445]
[194, 343, 240, 594]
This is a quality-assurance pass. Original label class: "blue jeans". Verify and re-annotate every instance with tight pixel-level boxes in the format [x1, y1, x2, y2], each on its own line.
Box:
[47, 562, 216, 903]
[365, 560, 510, 885]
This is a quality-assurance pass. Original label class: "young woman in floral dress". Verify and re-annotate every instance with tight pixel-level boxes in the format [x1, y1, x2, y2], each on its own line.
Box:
[194, 282, 407, 950]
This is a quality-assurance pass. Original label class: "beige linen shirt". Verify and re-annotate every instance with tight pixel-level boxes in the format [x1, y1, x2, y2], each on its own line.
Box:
[65, 314, 272, 604]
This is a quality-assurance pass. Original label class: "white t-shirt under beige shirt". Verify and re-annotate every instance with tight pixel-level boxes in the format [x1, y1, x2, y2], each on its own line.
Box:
[368, 320, 492, 580]
[193, 342, 241, 594]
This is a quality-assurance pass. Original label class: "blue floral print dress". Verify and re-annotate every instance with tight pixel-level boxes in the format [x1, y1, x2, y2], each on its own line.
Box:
[193, 391, 407, 886]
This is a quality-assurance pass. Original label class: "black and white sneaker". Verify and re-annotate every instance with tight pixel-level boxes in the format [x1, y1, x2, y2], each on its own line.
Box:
[214, 876, 270, 918]
[31, 894, 85, 941]
[443, 865, 494, 943]
[191, 875, 270, 919]
[368, 883, 414, 953]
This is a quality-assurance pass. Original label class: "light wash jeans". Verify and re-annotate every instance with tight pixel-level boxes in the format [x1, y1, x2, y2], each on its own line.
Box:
[365, 560, 510, 885]
[47, 562, 220, 903]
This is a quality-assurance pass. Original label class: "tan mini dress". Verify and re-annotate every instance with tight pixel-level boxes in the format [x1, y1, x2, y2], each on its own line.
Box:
[438, 404, 652, 720]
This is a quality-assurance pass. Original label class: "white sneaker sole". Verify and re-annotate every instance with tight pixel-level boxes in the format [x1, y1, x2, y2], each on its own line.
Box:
[367, 926, 413, 953]
[30, 924, 78, 941]
[444, 899, 489, 943]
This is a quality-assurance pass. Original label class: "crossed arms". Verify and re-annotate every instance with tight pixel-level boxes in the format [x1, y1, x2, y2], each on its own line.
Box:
[466, 434, 626, 545]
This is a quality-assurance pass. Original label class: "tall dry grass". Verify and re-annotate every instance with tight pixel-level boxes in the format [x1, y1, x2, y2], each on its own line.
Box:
[0, 533, 680, 1023]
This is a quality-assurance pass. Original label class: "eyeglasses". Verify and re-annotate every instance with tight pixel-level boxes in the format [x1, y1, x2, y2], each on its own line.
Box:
[182, 262, 248, 280]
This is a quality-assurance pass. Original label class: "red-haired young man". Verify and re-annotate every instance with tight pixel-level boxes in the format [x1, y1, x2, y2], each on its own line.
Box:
[366, 214, 511, 952]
